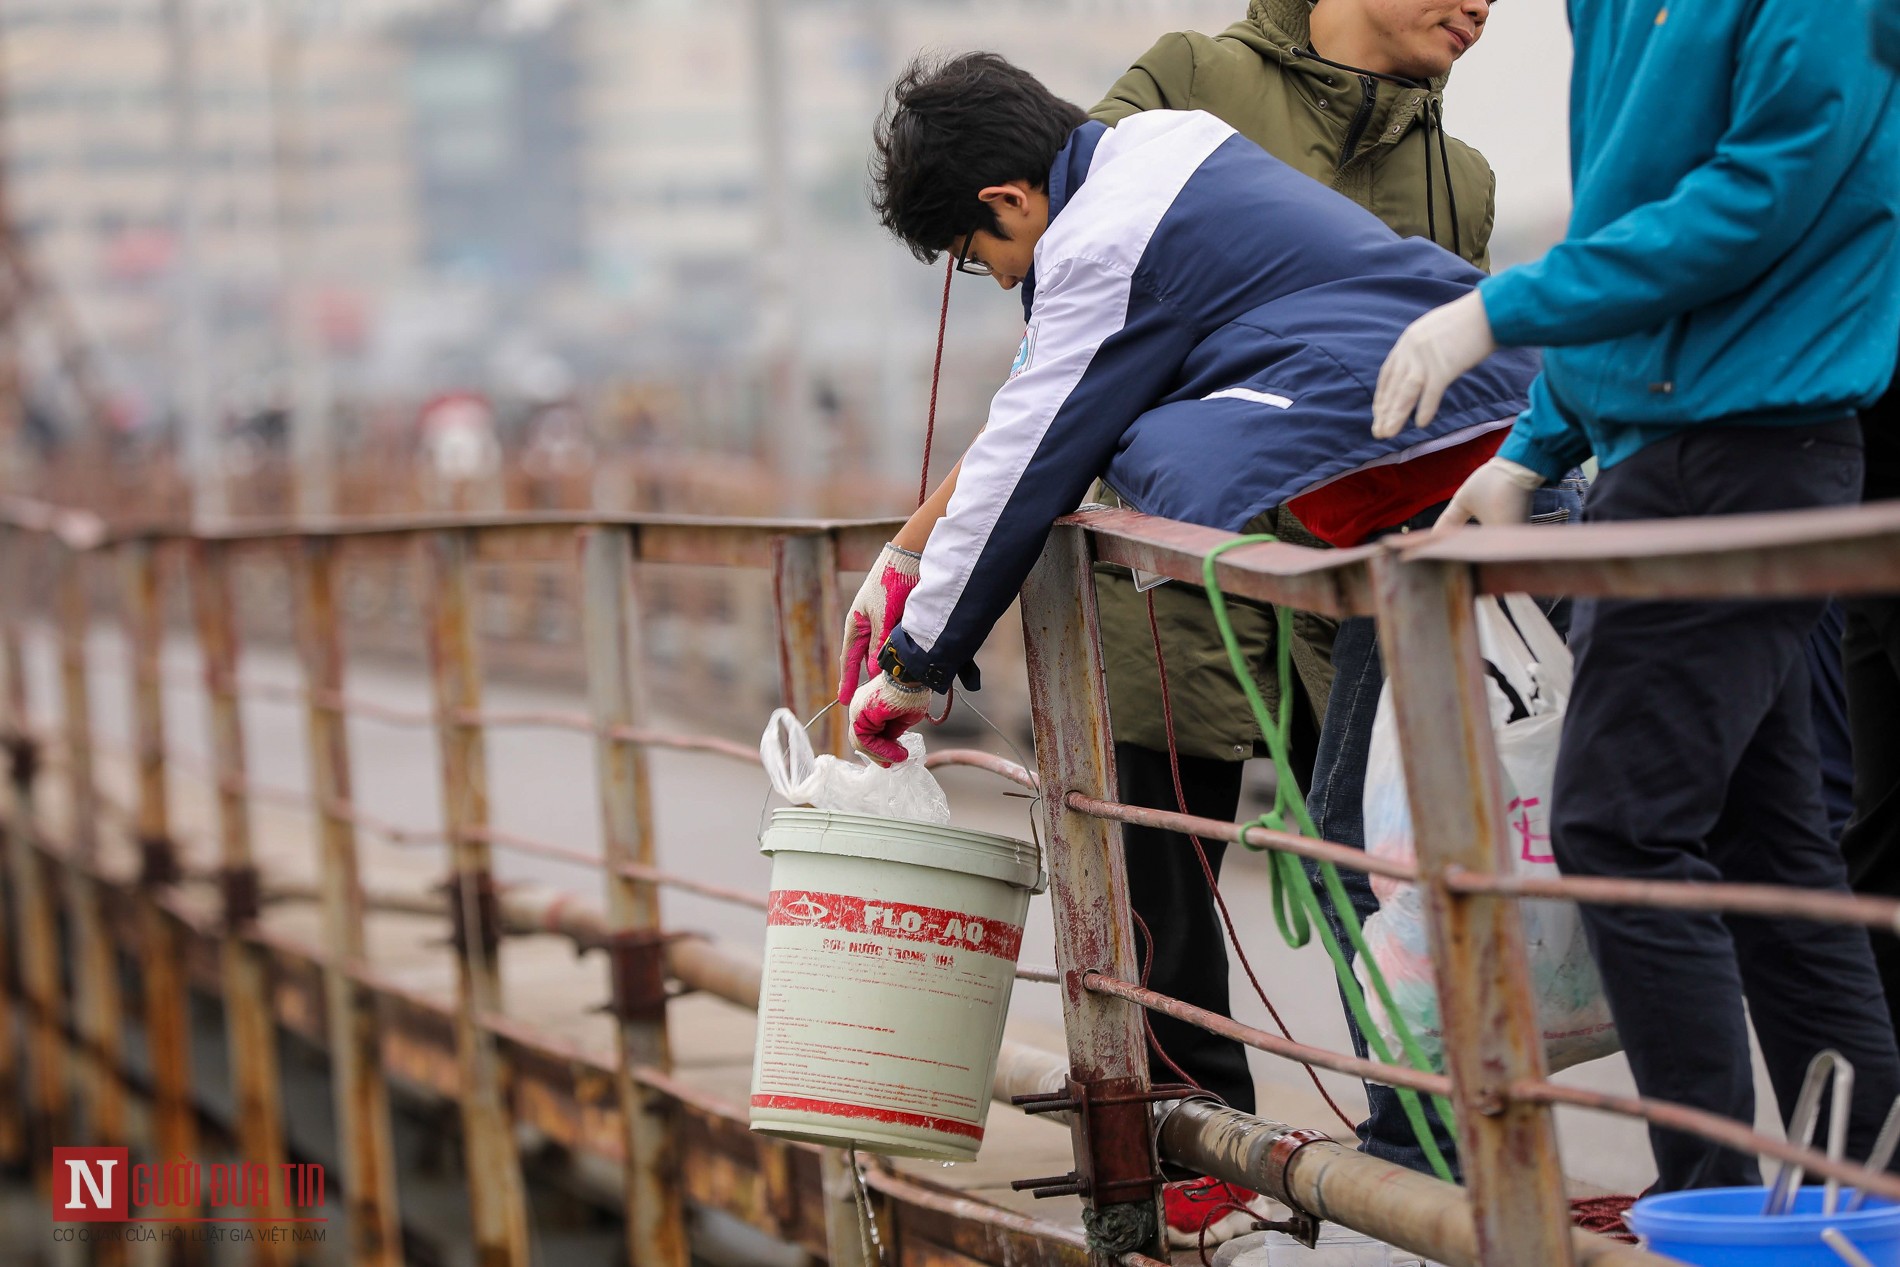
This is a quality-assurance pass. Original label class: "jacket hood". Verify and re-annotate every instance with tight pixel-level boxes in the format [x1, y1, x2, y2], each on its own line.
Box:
[1242, 0, 1452, 93]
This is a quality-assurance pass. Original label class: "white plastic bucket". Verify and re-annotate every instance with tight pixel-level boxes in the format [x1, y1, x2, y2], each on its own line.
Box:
[749, 806, 1043, 1160]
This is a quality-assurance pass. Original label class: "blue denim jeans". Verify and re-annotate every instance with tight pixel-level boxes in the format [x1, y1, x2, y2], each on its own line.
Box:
[1301, 474, 1586, 1179]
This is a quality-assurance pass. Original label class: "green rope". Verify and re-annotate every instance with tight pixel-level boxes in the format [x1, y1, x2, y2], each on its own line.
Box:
[1200, 535, 1459, 1185]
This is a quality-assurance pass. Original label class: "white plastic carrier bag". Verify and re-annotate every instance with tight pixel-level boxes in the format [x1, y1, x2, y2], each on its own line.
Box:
[759, 707, 952, 826]
[1357, 593, 1619, 1075]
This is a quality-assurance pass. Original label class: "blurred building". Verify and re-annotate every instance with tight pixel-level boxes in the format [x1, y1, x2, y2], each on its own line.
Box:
[406, 9, 584, 285]
[1, 0, 416, 434]
[0, 0, 1263, 472]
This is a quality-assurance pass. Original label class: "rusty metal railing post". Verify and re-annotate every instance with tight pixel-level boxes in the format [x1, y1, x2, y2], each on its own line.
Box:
[122, 538, 202, 1226]
[190, 540, 295, 1260]
[57, 542, 131, 1267]
[58, 544, 129, 1162]
[0, 528, 31, 1170]
[770, 531, 844, 752]
[0, 744, 17, 1171]
[421, 528, 531, 1265]
[580, 526, 689, 1267]
[1369, 553, 1576, 1267]
[292, 537, 403, 1264]
[1018, 524, 1163, 1263]
[770, 530, 876, 1266]
[1, 531, 67, 1177]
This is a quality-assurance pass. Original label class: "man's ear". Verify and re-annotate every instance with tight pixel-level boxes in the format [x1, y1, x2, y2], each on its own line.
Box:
[975, 181, 1034, 214]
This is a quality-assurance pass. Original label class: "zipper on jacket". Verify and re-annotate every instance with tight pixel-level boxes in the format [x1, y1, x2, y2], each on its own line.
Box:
[1337, 76, 1377, 169]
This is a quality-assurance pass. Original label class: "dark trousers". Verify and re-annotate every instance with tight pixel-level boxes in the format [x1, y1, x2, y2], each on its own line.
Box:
[1551, 418, 1900, 1191]
[1117, 742, 1257, 1114]
[1843, 593, 1900, 1026]
[1845, 375, 1900, 1035]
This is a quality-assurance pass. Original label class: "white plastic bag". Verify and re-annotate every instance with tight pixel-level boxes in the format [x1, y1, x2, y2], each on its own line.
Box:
[759, 708, 952, 826]
[1357, 594, 1619, 1075]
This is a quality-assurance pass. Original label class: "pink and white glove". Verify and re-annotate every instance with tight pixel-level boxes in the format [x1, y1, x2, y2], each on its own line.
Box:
[837, 543, 922, 705]
[849, 672, 932, 767]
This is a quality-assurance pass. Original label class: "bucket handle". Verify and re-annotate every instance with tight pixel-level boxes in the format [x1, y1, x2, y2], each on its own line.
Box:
[954, 692, 1049, 895]
[1843, 1094, 1900, 1214]
[1765, 1049, 1854, 1216]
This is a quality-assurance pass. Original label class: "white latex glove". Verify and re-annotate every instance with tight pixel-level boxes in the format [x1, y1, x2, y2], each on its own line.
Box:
[1435, 457, 1546, 528]
[836, 543, 922, 705]
[1371, 291, 1499, 438]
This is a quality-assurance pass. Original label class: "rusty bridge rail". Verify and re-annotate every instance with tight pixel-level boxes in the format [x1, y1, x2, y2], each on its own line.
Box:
[0, 494, 1896, 1267]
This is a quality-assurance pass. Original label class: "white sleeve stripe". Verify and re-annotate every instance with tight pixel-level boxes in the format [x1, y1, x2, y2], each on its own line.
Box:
[902, 112, 1236, 656]
[903, 262, 1131, 650]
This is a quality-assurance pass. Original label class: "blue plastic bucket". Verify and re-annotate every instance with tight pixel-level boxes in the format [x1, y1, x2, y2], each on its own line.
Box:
[1627, 1187, 1900, 1267]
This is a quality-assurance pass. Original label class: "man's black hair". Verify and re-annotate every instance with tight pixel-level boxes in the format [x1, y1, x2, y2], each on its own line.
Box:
[870, 52, 1088, 263]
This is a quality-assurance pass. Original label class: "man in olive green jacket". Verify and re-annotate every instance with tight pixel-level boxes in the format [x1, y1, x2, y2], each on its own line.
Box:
[1084, 0, 1496, 1217]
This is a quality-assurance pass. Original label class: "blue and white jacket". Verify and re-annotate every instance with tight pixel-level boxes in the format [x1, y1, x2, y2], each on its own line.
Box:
[890, 111, 1543, 692]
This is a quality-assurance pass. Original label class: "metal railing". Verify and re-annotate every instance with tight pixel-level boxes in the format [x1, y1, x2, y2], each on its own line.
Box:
[0, 491, 1896, 1267]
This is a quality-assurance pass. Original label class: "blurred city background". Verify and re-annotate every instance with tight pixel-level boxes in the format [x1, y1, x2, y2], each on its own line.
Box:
[0, 11, 1712, 1253]
[0, 0, 1573, 528]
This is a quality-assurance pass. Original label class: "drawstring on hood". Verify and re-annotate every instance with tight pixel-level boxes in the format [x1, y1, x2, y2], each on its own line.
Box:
[1416, 96, 1463, 258]
[1294, 40, 1462, 257]
[1432, 99, 1463, 259]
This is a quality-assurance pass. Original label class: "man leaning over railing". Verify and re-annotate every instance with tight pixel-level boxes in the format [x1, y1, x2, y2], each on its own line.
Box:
[1083, 0, 1506, 1229]
[1372, 0, 1900, 1191]
[837, 50, 1581, 1209]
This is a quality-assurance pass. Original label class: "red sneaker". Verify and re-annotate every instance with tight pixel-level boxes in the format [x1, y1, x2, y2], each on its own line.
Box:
[1162, 1178, 1269, 1249]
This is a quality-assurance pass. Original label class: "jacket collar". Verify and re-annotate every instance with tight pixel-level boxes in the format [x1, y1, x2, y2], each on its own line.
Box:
[1023, 120, 1108, 318]
[1245, 0, 1444, 155]
[1247, 0, 1449, 90]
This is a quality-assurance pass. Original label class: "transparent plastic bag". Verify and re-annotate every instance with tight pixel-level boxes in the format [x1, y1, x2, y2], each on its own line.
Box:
[1357, 595, 1619, 1075]
[759, 708, 952, 826]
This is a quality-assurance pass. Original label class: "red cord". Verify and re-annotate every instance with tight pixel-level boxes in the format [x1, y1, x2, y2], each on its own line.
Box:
[1197, 1197, 1269, 1267]
[919, 256, 953, 510]
[911, 256, 956, 722]
[1132, 908, 1213, 1096]
[1570, 1195, 1640, 1244]
[1146, 591, 1359, 1134]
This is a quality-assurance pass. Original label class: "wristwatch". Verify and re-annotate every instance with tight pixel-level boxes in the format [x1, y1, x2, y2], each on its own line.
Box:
[876, 636, 982, 694]
[876, 637, 925, 688]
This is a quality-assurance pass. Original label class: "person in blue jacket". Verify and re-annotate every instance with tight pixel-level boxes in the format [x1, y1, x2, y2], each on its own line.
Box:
[1373, 0, 1900, 1191]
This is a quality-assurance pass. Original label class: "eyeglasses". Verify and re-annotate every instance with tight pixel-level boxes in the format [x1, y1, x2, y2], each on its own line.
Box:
[953, 235, 992, 277]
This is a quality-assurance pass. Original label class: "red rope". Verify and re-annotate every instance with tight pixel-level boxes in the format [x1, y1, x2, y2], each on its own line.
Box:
[913, 256, 956, 724]
[1132, 908, 1214, 1096]
[1570, 1194, 1639, 1244]
[1146, 591, 1359, 1134]
[1197, 1196, 1269, 1267]
[919, 256, 953, 510]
